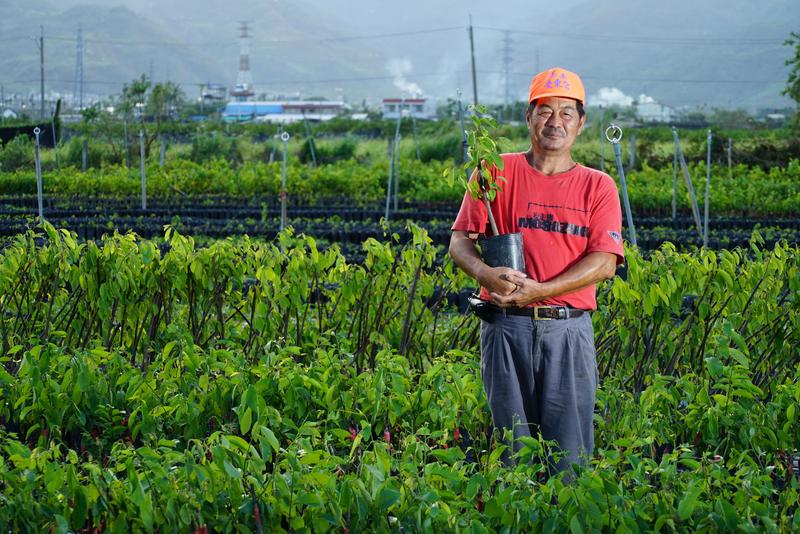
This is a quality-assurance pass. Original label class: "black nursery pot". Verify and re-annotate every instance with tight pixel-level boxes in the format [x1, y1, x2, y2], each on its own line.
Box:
[479, 232, 526, 271]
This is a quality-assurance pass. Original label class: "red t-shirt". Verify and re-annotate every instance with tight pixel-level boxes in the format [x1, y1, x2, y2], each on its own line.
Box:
[451, 152, 625, 310]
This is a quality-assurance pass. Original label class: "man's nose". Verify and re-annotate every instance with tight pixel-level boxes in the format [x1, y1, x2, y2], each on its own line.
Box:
[544, 112, 562, 128]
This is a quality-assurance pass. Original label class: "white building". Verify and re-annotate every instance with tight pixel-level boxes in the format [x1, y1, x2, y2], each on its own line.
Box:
[222, 100, 346, 123]
[636, 101, 675, 123]
[381, 98, 436, 120]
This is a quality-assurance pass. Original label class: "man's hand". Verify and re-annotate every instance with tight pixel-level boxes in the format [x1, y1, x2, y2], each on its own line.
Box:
[478, 266, 526, 297]
[489, 272, 546, 307]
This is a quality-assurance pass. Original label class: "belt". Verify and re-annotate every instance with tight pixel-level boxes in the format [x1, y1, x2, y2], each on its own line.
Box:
[489, 304, 587, 320]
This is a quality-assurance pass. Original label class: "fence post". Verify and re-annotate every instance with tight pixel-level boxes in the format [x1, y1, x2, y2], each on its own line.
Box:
[411, 112, 421, 160]
[385, 140, 394, 221]
[81, 138, 88, 172]
[139, 130, 146, 210]
[280, 131, 290, 232]
[34, 127, 44, 225]
[159, 136, 166, 167]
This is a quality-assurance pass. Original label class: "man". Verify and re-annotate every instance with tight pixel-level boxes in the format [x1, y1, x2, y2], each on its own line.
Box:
[449, 67, 624, 473]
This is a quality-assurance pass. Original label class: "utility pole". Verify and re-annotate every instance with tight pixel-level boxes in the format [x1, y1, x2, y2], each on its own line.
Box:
[468, 15, 478, 106]
[33, 26, 45, 121]
[73, 24, 84, 110]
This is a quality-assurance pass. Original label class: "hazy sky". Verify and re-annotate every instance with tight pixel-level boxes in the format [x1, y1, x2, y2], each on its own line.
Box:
[2, 0, 797, 109]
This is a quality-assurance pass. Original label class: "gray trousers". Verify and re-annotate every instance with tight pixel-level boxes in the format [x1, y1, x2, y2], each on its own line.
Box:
[479, 309, 598, 473]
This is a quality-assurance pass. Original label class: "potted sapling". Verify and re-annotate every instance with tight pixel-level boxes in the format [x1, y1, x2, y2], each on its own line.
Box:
[449, 105, 525, 271]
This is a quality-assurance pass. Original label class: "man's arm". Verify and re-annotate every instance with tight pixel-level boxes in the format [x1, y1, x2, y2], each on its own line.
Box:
[489, 252, 617, 308]
[448, 230, 519, 296]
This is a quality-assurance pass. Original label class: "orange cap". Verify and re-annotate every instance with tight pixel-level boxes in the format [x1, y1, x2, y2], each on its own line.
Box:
[528, 67, 585, 106]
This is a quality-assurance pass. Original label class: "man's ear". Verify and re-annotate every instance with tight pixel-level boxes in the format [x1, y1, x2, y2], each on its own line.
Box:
[577, 114, 586, 135]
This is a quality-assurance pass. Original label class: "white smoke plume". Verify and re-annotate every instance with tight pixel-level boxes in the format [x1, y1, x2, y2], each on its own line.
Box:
[590, 87, 634, 107]
[387, 58, 423, 97]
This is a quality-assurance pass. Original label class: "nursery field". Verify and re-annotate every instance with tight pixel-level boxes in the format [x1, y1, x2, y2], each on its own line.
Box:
[0, 223, 799, 532]
[1, 123, 799, 532]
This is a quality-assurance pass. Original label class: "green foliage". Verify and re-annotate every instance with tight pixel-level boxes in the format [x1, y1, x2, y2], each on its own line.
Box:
[63, 136, 104, 169]
[296, 137, 357, 165]
[0, 135, 34, 173]
[0, 225, 798, 530]
[783, 31, 800, 106]
[189, 134, 243, 166]
[416, 132, 464, 163]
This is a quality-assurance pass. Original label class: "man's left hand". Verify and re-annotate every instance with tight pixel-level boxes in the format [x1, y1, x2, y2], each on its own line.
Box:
[489, 270, 546, 308]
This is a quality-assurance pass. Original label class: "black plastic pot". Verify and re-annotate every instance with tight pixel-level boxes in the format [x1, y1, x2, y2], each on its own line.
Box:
[479, 232, 526, 271]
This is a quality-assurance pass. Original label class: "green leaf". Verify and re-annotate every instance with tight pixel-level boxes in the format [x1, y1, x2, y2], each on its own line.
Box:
[678, 480, 702, 520]
[376, 487, 401, 510]
[223, 459, 242, 479]
[239, 408, 252, 435]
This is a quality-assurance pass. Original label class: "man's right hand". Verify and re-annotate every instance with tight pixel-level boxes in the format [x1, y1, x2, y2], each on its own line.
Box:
[478, 266, 526, 296]
[449, 231, 526, 296]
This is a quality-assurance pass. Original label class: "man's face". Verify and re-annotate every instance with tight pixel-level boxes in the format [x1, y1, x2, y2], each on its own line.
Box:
[526, 96, 585, 154]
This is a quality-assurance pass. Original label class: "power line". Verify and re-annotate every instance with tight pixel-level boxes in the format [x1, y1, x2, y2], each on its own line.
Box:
[474, 25, 786, 46]
[494, 70, 787, 85]
[3, 72, 463, 88]
[26, 26, 464, 48]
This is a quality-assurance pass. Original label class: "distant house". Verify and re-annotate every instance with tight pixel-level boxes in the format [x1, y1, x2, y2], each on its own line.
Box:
[1, 109, 18, 120]
[636, 101, 675, 123]
[201, 84, 227, 104]
[381, 98, 435, 120]
[221, 100, 345, 123]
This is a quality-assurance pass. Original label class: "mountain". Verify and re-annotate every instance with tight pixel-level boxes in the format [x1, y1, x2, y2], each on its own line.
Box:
[0, 0, 796, 110]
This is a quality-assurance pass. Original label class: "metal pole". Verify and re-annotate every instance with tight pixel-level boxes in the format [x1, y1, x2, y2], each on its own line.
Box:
[385, 141, 394, 221]
[159, 137, 166, 167]
[34, 128, 44, 225]
[139, 130, 146, 210]
[392, 111, 402, 212]
[81, 138, 87, 171]
[280, 131, 290, 232]
[671, 127, 703, 237]
[704, 129, 711, 249]
[606, 124, 636, 246]
[468, 16, 478, 106]
[672, 134, 678, 222]
[411, 113, 420, 160]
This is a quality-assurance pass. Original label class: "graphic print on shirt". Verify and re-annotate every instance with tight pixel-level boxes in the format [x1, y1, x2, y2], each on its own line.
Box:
[518, 201, 590, 239]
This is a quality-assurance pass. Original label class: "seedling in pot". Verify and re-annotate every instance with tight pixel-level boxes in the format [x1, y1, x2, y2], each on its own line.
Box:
[446, 105, 525, 270]
[445, 104, 510, 236]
